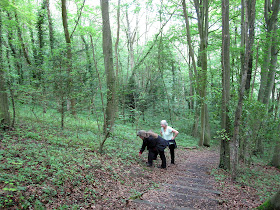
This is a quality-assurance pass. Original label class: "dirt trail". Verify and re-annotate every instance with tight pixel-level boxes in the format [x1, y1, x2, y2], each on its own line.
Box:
[128, 148, 221, 209]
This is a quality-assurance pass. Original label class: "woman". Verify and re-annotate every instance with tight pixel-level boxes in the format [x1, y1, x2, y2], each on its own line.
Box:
[137, 130, 168, 169]
[160, 120, 179, 164]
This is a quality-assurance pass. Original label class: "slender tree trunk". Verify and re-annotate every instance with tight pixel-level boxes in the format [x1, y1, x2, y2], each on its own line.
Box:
[6, 51, 16, 127]
[61, 0, 75, 116]
[114, 0, 120, 114]
[193, 0, 211, 147]
[219, 0, 231, 170]
[258, 0, 280, 103]
[14, 10, 31, 66]
[81, 35, 94, 114]
[274, 91, 280, 120]
[263, 36, 278, 104]
[182, 0, 197, 111]
[192, 107, 200, 137]
[270, 141, 280, 168]
[188, 53, 194, 109]
[182, 0, 197, 77]
[46, 0, 55, 51]
[0, 9, 11, 129]
[250, 41, 259, 100]
[115, 0, 120, 78]
[90, 35, 106, 132]
[37, 0, 48, 113]
[232, 0, 256, 180]
[240, 0, 245, 78]
[126, 7, 135, 72]
[100, 0, 116, 151]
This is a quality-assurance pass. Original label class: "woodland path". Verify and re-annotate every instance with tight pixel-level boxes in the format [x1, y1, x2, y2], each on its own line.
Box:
[128, 148, 221, 209]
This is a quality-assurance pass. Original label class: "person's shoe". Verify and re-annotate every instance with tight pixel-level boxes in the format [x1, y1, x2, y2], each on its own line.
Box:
[171, 161, 175, 164]
[146, 163, 152, 167]
[157, 166, 166, 169]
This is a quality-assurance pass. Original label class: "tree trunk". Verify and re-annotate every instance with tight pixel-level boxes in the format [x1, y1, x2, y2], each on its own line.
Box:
[100, 0, 116, 143]
[193, 0, 210, 147]
[90, 35, 106, 132]
[232, 0, 256, 180]
[14, 9, 31, 66]
[240, 0, 245, 81]
[250, 41, 259, 100]
[114, 0, 120, 114]
[46, 0, 55, 50]
[0, 9, 10, 129]
[219, 0, 231, 171]
[61, 0, 75, 116]
[271, 141, 280, 168]
[182, 0, 197, 78]
[204, 104, 211, 147]
[263, 36, 278, 104]
[182, 0, 196, 111]
[126, 6, 135, 72]
[258, 0, 280, 103]
[6, 51, 16, 127]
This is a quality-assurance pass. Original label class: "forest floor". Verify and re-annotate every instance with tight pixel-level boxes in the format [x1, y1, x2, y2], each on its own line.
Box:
[128, 148, 280, 209]
[1, 120, 280, 209]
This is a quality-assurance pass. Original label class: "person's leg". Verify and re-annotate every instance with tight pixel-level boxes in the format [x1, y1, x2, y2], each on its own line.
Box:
[153, 151, 158, 160]
[169, 144, 175, 164]
[147, 150, 154, 166]
[159, 150, 166, 168]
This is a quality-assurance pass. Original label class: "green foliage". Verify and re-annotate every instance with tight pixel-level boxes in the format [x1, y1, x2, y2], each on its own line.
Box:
[1, 104, 198, 208]
[257, 200, 273, 210]
[214, 129, 230, 142]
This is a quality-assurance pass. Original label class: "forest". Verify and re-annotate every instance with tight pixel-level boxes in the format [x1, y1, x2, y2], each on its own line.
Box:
[0, 0, 280, 209]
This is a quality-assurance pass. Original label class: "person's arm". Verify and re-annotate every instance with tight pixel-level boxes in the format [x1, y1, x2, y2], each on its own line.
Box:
[139, 140, 147, 156]
[171, 129, 179, 140]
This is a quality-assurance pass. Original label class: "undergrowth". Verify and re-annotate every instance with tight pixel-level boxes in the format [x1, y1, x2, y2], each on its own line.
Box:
[211, 161, 280, 203]
[0, 104, 197, 208]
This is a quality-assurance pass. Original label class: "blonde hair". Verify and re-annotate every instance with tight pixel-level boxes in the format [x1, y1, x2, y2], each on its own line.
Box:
[137, 130, 158, 138]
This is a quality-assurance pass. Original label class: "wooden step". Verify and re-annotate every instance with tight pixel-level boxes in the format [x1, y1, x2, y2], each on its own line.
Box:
[132, 199, 193, 210]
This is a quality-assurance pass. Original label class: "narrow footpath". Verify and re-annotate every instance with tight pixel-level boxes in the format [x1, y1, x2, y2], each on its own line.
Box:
[129, 148, 221, 209]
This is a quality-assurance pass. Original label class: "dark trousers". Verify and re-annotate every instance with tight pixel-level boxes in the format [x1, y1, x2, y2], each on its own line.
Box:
[148, 150, 166, 168]
[169, 144, 175, 164]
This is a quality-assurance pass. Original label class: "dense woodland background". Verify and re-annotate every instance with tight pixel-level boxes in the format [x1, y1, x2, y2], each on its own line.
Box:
[0, 0, 280, 208]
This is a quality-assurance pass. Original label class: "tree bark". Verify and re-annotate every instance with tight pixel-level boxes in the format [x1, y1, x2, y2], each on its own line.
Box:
[100, 0, 116, 142]
[193, 0, 211, 147]
[0, 9, 10, 129]
[240, 0, 245, 83]
[258, 0, 280, 103]
[232, 0, 256, 180]
[46, 0, 55, 50]
[263, 36, 278, 104]
[114, 0, 120, 114]
[250, 41, 259, 100]
[219, 0, 231, 170]
[182, 0, 197, 78]
[271, 141, 280, 168]
[90, 35, 106, 133]
[182, 0, 197, 111]
[61, 0, 76, 116]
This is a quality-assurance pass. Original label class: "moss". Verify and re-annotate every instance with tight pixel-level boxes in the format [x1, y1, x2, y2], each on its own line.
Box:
[257, 200, 274, 210]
